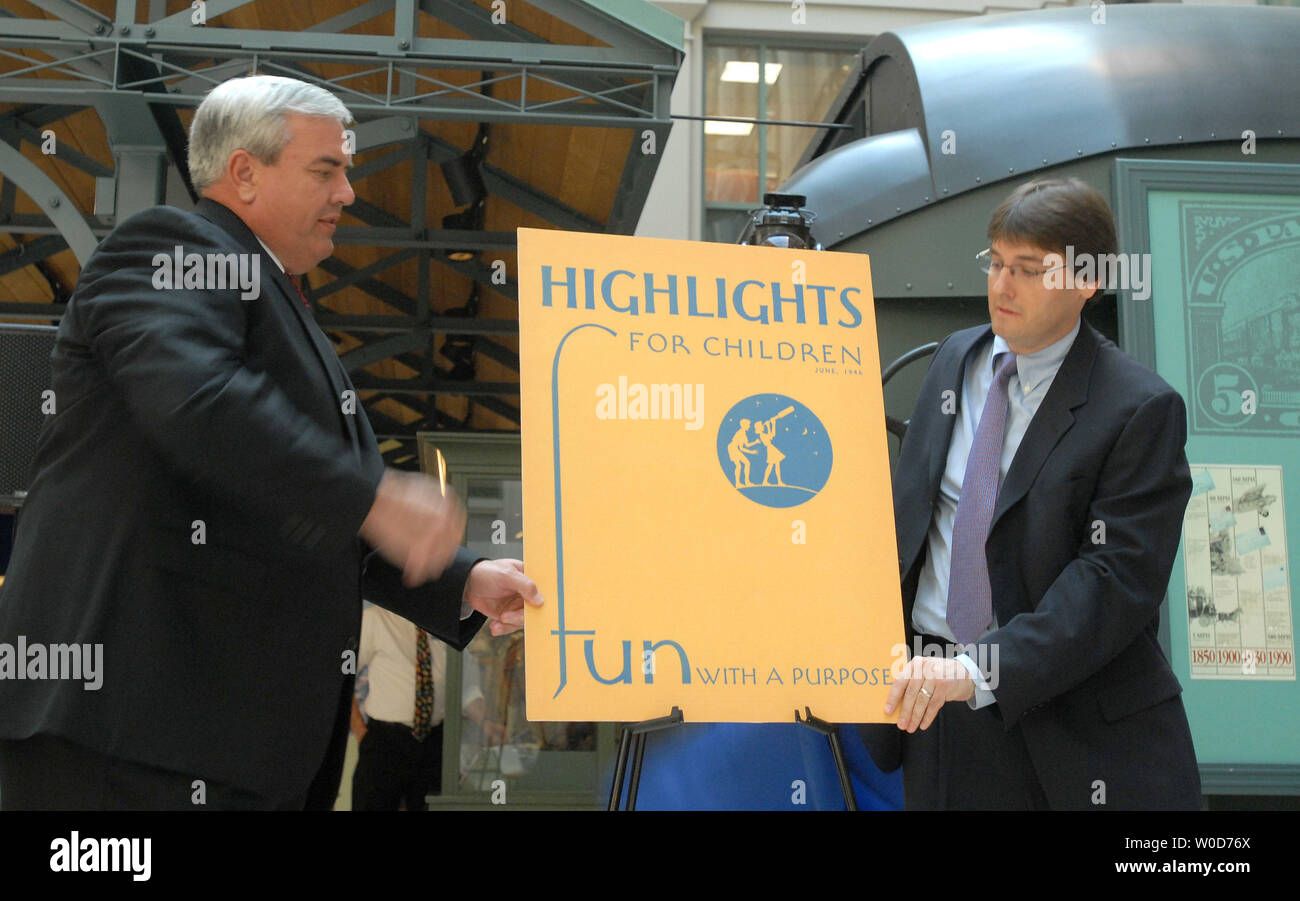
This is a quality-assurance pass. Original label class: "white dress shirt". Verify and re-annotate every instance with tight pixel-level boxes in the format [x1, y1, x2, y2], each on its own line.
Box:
[357, 604, 483, 728]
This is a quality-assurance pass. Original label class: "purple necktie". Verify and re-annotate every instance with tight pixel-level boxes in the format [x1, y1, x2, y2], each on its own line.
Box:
[947, 352, 1018, 645]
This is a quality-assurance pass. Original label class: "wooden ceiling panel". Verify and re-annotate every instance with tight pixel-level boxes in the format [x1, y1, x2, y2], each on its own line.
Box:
[487, 0, 607, 48]
[0, 105, 112, 302]
[1, 0, 674, 437]
[4, 0, 109, 22]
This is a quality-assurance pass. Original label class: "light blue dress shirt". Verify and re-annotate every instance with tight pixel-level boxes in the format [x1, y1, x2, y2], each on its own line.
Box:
[911, 320, 1080, 708]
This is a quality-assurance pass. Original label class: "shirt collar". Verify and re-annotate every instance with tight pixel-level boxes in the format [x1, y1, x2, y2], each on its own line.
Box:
[993, 319, 1080, 395]
[255, 236, 287, 274]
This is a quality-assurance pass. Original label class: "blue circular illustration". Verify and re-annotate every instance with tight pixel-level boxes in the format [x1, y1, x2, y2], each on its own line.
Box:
[716, 394, 832, 508]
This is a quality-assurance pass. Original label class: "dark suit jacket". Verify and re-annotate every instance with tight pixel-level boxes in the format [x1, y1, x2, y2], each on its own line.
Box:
[862, 321, 1201, 809]
[0, 198, 484, 805]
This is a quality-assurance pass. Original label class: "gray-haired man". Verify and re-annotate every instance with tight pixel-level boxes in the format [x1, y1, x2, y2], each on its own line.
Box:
[0, 75, 542, 810]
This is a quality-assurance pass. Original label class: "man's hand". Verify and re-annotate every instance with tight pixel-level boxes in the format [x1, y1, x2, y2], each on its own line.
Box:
[885, 654, 975, 732]
[479, 720, 508, 745]
[463, 558, 544, 636]
[464, 698, 508, 745]
[350, 698, 368, 742]
[359, 469, 467, 587]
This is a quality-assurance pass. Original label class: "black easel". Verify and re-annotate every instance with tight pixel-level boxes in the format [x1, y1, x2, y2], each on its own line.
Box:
[607, 707, 683, 810]
[794, 707, 858, 811]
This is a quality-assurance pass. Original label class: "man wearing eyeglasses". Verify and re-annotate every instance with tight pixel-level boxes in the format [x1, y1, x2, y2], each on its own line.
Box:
[861, 177, 1201, 809]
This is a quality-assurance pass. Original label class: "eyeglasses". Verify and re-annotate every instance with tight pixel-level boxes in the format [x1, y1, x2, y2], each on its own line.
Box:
[975, 248, 1065, 284]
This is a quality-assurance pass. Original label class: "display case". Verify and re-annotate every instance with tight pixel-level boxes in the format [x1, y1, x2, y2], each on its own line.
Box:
[417, 432, 617, 808]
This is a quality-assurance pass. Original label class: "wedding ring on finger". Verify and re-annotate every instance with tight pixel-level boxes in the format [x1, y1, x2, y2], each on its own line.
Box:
[919, 686, 933, 700]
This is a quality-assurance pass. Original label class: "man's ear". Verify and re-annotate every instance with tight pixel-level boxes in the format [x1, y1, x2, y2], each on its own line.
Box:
[225, 149, 260, 203]
[1072, 272, 1099, 305]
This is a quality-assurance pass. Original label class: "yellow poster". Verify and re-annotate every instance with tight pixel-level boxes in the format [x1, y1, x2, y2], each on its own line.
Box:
[519, 228, 903, 723]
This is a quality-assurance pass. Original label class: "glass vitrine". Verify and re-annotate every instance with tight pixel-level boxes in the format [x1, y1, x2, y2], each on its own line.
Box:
[417, 432, 616, 808]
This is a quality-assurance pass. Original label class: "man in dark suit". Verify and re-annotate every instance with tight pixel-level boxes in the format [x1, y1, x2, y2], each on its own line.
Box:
[863, 177, 1200, 809]
[0, 75, 541, 810]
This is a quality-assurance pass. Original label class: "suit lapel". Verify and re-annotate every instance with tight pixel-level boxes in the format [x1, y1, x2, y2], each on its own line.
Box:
[990, 321, 1099, 529]
[265, 263, 362, 456]
[897, 327, 990, 582]
[926, 327, 991, 498]
[193, 199, 362, 457]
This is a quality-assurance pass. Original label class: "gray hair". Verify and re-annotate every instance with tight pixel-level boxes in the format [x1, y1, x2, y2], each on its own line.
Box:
[187, 75, 353, 192]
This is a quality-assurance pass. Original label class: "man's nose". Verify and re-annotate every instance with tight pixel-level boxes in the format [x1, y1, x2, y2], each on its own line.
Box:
[335, 173, 355, 206]
[992, 266, 1016, 296]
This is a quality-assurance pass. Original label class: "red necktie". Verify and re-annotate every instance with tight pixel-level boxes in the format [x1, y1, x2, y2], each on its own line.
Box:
[286, 273, 311, 308]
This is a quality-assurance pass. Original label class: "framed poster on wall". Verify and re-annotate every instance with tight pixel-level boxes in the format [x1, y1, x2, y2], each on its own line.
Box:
[1114, 159, 1300, 796]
